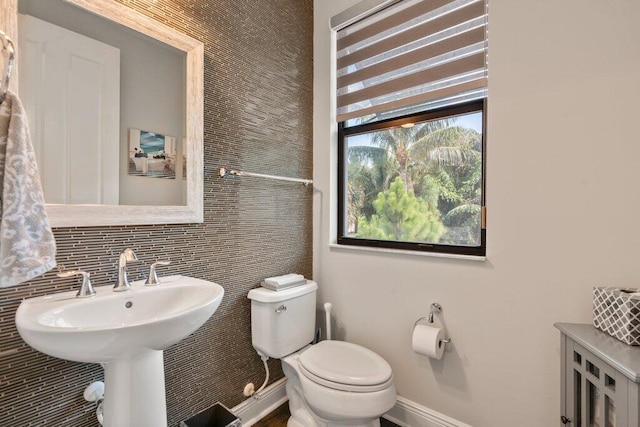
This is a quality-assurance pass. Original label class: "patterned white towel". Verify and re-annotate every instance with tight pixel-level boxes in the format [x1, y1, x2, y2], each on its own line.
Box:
[0, 91, 56, 287]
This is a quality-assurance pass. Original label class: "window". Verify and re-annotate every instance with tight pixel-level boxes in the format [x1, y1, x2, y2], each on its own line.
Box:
[335, 0, 488, 256]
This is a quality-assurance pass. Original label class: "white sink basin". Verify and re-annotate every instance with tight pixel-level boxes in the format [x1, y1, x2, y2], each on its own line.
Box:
[16, 275, 223, 363]
[16, 275, 224, 427]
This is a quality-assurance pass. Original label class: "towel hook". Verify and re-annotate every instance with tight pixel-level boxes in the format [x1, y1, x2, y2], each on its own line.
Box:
[0, 30, 16, 105]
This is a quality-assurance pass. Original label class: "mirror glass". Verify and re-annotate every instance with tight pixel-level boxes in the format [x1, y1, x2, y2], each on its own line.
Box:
[18, 0, 187, 207]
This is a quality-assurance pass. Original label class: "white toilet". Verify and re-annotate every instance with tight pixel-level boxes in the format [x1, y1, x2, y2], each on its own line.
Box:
[248, 281, 396, 427]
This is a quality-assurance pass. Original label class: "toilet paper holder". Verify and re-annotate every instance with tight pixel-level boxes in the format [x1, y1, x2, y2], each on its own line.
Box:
[414, 303, 451, 344]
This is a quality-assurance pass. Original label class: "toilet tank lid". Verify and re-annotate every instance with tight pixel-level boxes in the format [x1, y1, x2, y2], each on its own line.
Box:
[248, 280, 317, 303]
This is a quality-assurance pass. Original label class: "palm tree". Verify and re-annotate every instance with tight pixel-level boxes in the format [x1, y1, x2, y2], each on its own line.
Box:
[347, 145, 396, 230]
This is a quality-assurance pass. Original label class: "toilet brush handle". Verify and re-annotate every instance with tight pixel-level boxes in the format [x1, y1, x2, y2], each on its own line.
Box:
[324, 303, 332, 340]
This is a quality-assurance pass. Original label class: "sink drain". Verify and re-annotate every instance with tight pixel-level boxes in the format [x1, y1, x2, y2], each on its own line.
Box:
[125, 301, 133, 309]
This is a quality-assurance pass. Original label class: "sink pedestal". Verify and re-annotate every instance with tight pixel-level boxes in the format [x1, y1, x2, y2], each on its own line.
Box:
[103, 349, 167, 427]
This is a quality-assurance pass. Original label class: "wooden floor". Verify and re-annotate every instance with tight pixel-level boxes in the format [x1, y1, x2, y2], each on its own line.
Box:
[252, 402, 290, 427]
[253, 403, 399, 426]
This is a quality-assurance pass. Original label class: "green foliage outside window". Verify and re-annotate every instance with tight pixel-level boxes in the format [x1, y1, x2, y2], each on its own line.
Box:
[357, 177, 445, 242]
[346, 112, 483, 247]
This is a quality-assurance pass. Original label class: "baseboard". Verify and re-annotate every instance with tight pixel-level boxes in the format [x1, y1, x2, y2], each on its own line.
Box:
[231, 378, 288, 427]
[384, 396, 472, 427]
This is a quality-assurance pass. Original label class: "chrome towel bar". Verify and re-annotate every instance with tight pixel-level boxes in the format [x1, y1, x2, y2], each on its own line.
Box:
[219, 167, 313, 186]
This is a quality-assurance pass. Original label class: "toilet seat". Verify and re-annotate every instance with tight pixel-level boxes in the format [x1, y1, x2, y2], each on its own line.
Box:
[298, 340, 393, 392]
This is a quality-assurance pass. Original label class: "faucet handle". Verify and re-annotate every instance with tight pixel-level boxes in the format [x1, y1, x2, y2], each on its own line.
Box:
[145, 260, 171, 286]
[57, 269, 95, 298]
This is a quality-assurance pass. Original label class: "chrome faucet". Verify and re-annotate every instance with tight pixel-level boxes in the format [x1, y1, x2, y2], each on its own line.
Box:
[113, 248, 138, 292]
[57, 269, 95, 298]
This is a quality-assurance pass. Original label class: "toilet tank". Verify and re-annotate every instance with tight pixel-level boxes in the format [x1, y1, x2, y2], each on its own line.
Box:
[247, 281, 317, 359]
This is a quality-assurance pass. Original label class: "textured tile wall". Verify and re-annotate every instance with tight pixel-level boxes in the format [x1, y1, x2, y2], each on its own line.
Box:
[0, 0, 313, 425]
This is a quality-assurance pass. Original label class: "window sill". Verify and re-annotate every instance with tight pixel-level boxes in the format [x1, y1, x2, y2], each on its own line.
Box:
[328, 243, 486, 262]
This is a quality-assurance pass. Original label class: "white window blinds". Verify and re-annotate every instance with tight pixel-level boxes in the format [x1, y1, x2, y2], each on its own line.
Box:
[336, 0, 488, 123]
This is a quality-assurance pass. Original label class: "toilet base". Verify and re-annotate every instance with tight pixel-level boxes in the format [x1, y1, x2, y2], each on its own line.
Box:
[287, 415, 380, 427]
[288, 414, 381, 427]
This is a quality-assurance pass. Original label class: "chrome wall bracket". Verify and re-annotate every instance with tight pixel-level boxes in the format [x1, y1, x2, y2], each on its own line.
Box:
[414, 302, 452, 344]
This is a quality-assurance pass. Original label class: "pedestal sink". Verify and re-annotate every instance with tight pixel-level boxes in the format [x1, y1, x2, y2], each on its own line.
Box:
[15, 275, 224, 427]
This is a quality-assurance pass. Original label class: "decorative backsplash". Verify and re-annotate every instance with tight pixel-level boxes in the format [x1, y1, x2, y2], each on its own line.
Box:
[0, 0, 313, 425]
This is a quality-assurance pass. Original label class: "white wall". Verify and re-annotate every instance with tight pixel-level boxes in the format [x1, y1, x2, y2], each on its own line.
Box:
[313, 1, 640, 425]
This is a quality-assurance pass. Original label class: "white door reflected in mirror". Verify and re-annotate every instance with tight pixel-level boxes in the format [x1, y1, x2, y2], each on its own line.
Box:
[19, 14, 120, 205]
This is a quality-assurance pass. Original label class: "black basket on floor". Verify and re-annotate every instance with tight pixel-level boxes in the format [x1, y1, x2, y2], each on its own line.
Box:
[180, 402, 241, 427]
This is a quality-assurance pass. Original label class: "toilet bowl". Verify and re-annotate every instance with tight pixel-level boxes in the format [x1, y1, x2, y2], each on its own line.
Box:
[248, 281, 396, 427]
[284, 341, 396, 426]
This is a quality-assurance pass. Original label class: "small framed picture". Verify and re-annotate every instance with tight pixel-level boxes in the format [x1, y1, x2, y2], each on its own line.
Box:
[128, 128, 176, 179]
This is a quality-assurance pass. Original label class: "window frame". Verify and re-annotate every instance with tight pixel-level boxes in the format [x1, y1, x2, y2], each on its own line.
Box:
[337, 99, 487, 257]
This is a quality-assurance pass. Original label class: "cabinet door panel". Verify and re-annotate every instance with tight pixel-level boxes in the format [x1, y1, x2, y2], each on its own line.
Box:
[567, 340, 629, 427]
